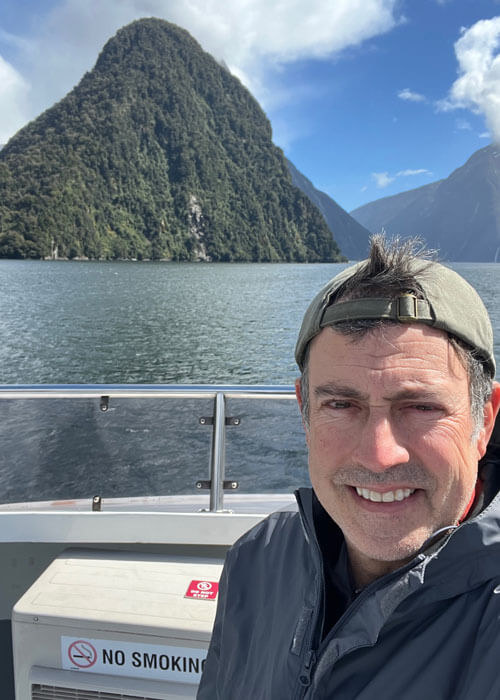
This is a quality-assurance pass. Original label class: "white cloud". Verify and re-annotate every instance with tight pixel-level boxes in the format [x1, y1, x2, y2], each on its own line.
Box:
[398, 87, 426, 102]
[0, 55, 30, 143]
[372, 172, 395, 188]
[154, 0, 400, 71]
[479, 131, 491, 138]
[372, 168, 432, 188]
[0, 0, 401, 140]
[440, 16, 500, 143]
[396, 168, 432, 177]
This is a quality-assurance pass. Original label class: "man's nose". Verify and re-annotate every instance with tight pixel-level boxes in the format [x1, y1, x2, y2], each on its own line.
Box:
[351, 413, 410, 471]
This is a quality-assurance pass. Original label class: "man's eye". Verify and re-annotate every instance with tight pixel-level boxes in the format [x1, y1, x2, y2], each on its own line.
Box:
[412, 404, 437, 412]
[328, 401, 352, 409]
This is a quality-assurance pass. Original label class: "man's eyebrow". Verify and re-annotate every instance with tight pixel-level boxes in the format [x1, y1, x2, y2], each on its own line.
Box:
[313, 384, 444, 402]
[313, 383, 368, 401]
[388, 388, 444, 402]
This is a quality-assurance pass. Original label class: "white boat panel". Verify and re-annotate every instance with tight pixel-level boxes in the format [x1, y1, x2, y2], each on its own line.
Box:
[0, 510, 272, 545]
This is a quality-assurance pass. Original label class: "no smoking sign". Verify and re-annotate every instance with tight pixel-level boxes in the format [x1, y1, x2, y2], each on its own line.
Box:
[184, 579, 219, 600]
[68, 639, 98, 668]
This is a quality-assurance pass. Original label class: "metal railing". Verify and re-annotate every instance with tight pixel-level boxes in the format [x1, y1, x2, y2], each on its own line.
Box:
[0, 384, 297, 512]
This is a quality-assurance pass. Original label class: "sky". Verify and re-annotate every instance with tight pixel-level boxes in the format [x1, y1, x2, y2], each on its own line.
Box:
[1, 1, 500, 212]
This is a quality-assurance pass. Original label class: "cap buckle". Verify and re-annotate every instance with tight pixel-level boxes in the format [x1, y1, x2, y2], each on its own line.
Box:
[397, 294, 419, 322]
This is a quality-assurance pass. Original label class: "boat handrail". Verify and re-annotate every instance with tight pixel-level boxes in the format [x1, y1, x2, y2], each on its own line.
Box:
[0, 383, 297, 512]
[0, 383, 295, 399]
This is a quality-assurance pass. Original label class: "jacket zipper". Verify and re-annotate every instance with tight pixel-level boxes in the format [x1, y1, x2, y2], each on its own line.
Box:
[298, 650, 317, 690]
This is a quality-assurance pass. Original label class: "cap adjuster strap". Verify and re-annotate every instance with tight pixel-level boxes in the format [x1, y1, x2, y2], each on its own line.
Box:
[320, 295, 434, 327]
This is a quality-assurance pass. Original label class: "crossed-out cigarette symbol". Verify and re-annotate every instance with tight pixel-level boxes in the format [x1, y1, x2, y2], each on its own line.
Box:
[68, 640, 97, 668]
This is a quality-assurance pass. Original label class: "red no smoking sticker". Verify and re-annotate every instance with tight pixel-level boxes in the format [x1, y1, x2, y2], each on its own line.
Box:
[68, 639, 98, 668]
[185, 579, 219, 600]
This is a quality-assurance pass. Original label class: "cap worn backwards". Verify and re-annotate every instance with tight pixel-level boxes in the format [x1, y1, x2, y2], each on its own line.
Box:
[295, 259, 495, 377]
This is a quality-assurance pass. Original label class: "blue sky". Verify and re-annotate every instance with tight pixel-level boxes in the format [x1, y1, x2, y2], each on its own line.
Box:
[1, 0, 500, 211]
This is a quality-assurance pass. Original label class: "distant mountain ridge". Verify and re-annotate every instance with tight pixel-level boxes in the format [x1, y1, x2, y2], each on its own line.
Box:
[286, 160, 370, 260]
[350, 145, 500, 262]
[0, 18, 344, 262]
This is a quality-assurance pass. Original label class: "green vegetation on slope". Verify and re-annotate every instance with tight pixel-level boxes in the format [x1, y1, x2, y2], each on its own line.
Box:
[0, 19, 343, 262]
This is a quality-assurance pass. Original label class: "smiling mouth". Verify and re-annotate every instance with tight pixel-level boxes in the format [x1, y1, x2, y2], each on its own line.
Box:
[355, 487, 415, 503]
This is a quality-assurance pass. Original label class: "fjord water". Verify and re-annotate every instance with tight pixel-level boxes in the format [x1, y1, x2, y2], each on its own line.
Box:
[1, 260, 500, 504]
[0, 260, 345, 385]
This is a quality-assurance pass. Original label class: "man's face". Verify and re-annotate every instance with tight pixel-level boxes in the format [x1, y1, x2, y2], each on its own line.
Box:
[296, 324, 499, 584]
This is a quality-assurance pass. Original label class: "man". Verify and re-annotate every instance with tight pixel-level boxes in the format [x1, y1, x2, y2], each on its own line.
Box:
[197, 235, 500, 699]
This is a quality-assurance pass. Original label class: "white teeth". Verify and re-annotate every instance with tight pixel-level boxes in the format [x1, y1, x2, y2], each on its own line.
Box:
[355, 487, 415, 503]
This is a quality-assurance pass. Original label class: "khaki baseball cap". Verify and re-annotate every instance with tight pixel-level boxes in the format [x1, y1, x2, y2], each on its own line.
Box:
[295, 259, 496, 377]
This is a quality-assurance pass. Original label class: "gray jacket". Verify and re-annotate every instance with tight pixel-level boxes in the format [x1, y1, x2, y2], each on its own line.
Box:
[198, 464, 500, 699]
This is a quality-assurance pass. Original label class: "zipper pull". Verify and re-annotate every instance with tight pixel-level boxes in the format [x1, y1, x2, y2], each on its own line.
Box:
[298, 650, 316, 687]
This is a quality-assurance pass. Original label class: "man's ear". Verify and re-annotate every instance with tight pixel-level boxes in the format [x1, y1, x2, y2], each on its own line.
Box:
[477, 381, 500, 459]
[295, 377, 310, 443]
[295, 377, 303, 412]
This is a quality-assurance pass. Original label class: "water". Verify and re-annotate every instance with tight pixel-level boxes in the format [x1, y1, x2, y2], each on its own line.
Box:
[1, 260, 500, 504]
[0, 260, 348, 385]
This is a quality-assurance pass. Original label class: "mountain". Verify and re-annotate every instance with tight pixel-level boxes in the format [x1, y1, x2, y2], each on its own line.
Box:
[0, 19, 343, 262]
[350, 181, 443, 233]
[286, 159, 370, 260]
[350, 145, 500, 262]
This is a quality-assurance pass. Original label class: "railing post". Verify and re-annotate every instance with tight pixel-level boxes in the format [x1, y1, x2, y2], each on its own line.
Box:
[209, 392, 226, 512]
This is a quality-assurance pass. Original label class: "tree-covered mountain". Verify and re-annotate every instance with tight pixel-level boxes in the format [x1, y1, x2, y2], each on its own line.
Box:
[350, 145, 500, 262]
[286, 159, 370, 260]
[0, 19, 344, 262]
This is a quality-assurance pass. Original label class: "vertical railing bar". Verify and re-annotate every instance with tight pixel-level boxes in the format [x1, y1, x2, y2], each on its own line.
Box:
[209, 392, 226, 512]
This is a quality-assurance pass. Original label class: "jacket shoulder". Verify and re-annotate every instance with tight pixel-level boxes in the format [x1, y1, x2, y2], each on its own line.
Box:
[231, 507, 303, 552]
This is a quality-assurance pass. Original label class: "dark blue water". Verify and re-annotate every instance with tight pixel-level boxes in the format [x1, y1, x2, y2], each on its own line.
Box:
[1, 260, 499, 504]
